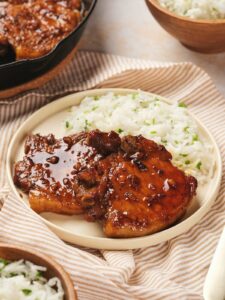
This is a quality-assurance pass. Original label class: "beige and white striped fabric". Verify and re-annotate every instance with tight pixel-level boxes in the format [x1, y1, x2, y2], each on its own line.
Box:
[0, 51, 224, 300]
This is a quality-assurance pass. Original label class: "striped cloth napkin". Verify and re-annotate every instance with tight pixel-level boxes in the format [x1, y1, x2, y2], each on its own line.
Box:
[0, 51, 224, 300]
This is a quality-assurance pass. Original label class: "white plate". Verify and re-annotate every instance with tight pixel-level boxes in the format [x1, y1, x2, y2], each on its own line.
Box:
[7, 89, 222, 250]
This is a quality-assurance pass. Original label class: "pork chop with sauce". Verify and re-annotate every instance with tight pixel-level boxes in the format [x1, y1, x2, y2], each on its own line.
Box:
[14, 130, 197, 238]
[0, 0, 81, 59]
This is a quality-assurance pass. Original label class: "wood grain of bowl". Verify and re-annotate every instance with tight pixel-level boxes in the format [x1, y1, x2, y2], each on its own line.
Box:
[145, 0, 225, 53]
[0, 243, 77, 300]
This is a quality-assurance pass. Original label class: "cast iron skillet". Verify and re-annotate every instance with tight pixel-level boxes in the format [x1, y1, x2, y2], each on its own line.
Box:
[0, 0, 97, 91]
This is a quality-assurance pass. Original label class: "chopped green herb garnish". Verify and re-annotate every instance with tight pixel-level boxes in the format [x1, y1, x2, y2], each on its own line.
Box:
[117, 128, 124, 134]
[196, 161, 202, 170]
[150, 131, 157, 134]
[35, 270, 42, 279]
[180, 153, 188, 157]
[92, 106, 98, 111]
[22, 289, 32, 296]
[132, 93, 138, 100]
[84, 119, 92, 131]
[192, 134, 199, 142]
[84, 120, 88, 131]
[183, 126, 189, 133]
[185, 160, 191, 165]
[178, 102, 187, 108]
[140, 101, 149, 108]
[65, 121, 73, 130]
[94, 95, 100, 101]
[0, 258, 9, 266]
[175, 140, 179, 144]
[145, 118, 156, 125]
[144, 120, 151, 126]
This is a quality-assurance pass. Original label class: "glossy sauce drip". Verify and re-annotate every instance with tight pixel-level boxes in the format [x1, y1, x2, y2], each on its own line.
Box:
[14, 131, 198, 238]
[30, 141, 101, 186]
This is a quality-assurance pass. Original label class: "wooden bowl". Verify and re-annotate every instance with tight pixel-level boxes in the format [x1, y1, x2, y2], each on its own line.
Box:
[145, 0, 225, 53]
[0, 243, 77, 300]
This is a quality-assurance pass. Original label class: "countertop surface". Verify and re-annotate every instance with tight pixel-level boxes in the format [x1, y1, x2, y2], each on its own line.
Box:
[79, 0, 225, 98]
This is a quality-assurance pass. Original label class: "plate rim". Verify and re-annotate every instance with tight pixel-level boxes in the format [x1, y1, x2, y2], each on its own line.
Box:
[6, 88, 223, 250]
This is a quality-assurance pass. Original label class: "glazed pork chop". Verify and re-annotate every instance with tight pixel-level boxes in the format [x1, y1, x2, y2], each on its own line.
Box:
[13, 131, 121, 215]
[0, 0, 81, 59]
[14, 130, 197, 238]
[102, 135, 197, 237]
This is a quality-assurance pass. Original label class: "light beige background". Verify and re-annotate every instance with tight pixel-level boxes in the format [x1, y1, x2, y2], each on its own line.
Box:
[79, 0, 225, 97]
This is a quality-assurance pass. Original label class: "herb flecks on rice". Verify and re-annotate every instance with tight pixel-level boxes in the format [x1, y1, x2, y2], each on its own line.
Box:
[0, 258, 64, 300]
[64, 92, 214, 184]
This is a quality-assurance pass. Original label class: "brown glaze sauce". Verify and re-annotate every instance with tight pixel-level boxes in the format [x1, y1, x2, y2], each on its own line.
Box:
[0, 0, 82, 59]
[14, 133, 103, 203]
[14, 130, 198, 238]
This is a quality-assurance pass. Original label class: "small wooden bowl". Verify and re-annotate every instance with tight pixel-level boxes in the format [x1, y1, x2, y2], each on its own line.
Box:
[146, 0, 225, 53]
[0, 243, 77, 300]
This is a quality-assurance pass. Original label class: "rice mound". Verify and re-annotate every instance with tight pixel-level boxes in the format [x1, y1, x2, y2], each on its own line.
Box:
[65, 91, 215, 184]
[159, 0, 225, 20]
[0, 259, 64, 300]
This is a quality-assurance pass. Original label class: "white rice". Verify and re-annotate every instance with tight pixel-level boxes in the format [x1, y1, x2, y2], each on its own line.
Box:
[159, 0, 225, 19]
[64, 91, 215, 185]
[0, 258, 64, 300]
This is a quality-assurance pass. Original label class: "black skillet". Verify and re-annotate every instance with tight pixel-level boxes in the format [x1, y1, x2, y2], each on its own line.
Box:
[0, 0, 97, 91]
